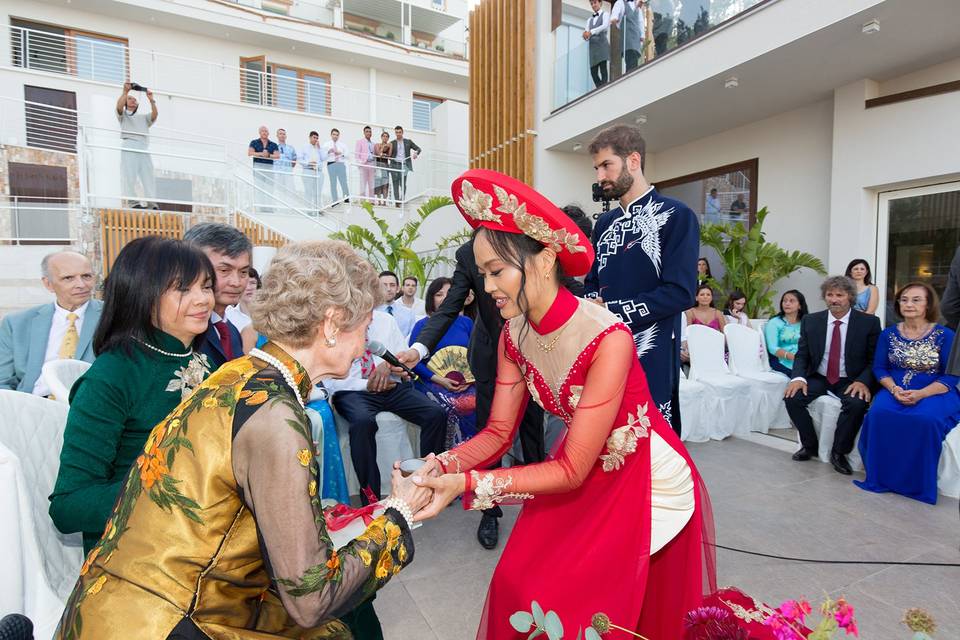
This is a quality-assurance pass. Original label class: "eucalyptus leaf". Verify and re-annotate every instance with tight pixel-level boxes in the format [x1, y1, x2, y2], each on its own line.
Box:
[584, 627, 601, 640]
[528, 629, 544, 639]
[509, 611, 535, 632]
[544, 610, 564, 639]
[531, 601, 545, 627]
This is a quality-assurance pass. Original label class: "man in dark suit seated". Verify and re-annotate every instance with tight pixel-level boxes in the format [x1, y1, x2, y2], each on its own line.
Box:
[183, 223, 251, 368]
[398, 238, 546, 550]
[784, 275, 882, 475]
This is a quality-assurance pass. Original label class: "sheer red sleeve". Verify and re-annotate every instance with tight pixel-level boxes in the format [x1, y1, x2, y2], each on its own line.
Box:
[457, 328, 634, 510]
[435, 331, 529, 476]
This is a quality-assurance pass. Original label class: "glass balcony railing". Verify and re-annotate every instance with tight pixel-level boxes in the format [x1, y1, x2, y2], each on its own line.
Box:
[553, 0, 766, 109]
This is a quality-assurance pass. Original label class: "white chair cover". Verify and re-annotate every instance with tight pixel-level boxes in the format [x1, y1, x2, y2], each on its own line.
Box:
[0, 390, 84, 638]
[752, 319, 772, 372]
[686, 324, 755, 439]
[678, 371, 712, 443]
[793, 394, 864, 471]
[936, 423, 960, 499]
[333, 411, 420, 498]
[724, 324, 790, 432]
[40, 359, 92, 405]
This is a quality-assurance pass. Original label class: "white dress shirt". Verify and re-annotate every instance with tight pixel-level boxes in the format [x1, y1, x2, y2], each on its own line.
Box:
[400, 296, 426, 318]
[34, 300, 90, 397]
[324, 310, 407, 394]
[299, 143, 326, 171]
[321, 139, 348, 165]
[225, 305, 252, 333]
[377, 301, 416, 338]
[585, 10, 611, 35]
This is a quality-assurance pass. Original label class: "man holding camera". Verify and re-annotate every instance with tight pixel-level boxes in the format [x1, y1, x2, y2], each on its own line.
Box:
[116, 82, 158, 209]
[585, 124, 699, 435]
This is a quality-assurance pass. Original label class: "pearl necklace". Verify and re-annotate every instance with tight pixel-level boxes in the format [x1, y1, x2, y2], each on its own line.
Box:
[136, 339, 193, 358]
[249, 348, 305, 408]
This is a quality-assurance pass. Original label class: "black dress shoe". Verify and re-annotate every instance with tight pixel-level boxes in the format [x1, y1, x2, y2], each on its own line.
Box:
[477, 512, 500, 549]
[830, 452, 853, 475]
[792, 448, 814, 461]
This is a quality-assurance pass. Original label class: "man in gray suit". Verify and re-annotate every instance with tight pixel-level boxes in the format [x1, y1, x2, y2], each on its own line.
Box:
[0, 251, 102, 394]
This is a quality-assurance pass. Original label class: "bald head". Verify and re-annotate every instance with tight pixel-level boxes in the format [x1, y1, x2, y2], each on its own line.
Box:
[42, 251, 94, 311]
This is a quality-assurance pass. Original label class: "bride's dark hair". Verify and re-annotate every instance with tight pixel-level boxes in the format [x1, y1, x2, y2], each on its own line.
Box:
[473, 227, 566, 341]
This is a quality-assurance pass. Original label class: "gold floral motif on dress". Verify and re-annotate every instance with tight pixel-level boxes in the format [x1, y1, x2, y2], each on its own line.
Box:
[567, 385, 584, 410]
[600, 404, 651, 472]
[469, 470, 533, 511]
[493, 185, 586, 255]
[437, 451, 461, 473]
[721, 598, 770, 624]
[458, 180, 502, 223]
[888, 328, 942, 388]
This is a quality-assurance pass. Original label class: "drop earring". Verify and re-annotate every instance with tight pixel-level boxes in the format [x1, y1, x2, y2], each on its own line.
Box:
[325, 336, 337, 347]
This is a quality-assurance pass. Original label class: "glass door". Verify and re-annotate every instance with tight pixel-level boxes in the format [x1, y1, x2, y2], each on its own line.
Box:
[876, 181, 960, 327]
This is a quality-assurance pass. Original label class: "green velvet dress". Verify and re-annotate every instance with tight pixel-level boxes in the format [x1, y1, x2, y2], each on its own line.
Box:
[49, 331, 210, 553]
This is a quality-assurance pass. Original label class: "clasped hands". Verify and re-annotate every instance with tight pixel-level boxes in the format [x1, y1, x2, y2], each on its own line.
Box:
[386, 453, 466, 524]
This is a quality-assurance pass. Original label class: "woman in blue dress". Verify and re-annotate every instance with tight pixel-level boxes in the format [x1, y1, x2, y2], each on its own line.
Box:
[764, 289, 808, 376]
[855, 282, 960, 504]
[408, 277, 477, 448]
[846, 258, 879, 315]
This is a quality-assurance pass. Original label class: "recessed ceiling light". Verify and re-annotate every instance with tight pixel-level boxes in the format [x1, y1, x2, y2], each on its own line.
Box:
[635, 115, 647, 124]
[724, 76, 739, 89]
[862, 19, 880, 34]
[572, 143, 582, 151]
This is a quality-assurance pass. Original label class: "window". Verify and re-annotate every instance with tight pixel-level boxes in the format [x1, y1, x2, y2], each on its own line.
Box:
[11, 19, 128, 84]
[8, 162, 71, 243]
[24, 85, 78, 153]
[412, 94, 443, 131]
[657, 159, 758, 228]
[239, 57, 331, 115]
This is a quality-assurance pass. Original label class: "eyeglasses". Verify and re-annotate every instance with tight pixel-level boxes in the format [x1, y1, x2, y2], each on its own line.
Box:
[898, 297, 926, 305]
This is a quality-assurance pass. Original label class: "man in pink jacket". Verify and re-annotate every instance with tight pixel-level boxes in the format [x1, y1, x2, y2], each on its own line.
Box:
[355, 125, 376, 200]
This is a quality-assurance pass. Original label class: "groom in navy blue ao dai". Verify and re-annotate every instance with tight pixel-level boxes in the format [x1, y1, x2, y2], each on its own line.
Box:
[585, 125, 699, 434]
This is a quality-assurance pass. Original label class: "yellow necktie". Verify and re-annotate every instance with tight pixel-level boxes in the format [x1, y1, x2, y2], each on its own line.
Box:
[58, 313, 79, 359]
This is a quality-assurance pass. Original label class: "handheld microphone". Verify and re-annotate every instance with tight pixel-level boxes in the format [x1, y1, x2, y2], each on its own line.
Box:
[366, 341, 419, 380]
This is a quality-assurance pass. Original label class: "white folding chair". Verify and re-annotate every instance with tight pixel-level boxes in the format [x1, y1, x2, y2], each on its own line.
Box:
[686, 324, 755, 439]
[0, 390, 84, 638]
[40, 359, 92, 404]
[794, 395, 864, 471]
[752, 319, 773, 372]
[724, 324, 790, 432]
[935, 422, 960, 499]
[678, 368, 712, 443]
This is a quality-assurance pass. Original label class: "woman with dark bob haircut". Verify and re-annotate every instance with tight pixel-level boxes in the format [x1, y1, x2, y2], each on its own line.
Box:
[855, 281, 960, 504]
[50, 236, 216, 553]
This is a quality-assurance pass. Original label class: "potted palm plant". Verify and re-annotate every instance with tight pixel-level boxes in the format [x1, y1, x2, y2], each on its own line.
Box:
[699, 207, 826, 318]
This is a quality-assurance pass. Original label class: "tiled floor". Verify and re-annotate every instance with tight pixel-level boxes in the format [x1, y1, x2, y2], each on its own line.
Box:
[375, 435, 959, 640]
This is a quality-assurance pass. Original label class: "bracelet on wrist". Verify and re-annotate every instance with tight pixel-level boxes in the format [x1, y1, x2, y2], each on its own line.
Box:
[382, 497, 415, 530]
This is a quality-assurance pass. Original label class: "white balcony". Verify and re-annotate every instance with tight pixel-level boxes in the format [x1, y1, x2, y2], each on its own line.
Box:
[539, 0, 960, 154]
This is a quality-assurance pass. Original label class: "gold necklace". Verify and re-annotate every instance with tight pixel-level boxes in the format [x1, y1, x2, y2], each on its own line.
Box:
[534, 323, 569, 352]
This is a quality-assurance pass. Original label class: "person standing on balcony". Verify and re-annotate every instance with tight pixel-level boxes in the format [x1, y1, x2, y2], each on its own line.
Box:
[583, 0, 611, 88]
[585, 125, 700, 436]
[116, 82, 158, 209]
[390, 125, 421, 207]
[275, 128, 297, 197]
[300, 130, 326, 213]
[322, 128, 350, 205]
[248, 126, 279, 213]
[374, 131, 394, 206]
[355, 125, 377, 202]
[611, 0, 646, 73]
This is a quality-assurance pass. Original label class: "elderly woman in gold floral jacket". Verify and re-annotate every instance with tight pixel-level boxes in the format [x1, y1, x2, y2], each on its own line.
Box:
[56, 240, 432, 640]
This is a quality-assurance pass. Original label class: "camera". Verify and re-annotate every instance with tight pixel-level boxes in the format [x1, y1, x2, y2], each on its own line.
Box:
[130, 82, 147, 92]
[591, 181, 607, 203]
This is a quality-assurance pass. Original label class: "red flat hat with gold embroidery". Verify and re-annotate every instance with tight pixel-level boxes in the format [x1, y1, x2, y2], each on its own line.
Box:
[451, 169, 594, 277]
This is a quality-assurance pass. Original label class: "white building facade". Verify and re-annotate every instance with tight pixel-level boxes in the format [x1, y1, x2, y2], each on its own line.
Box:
[533, 0, 960, 321]
[0, 0, 471, 314]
